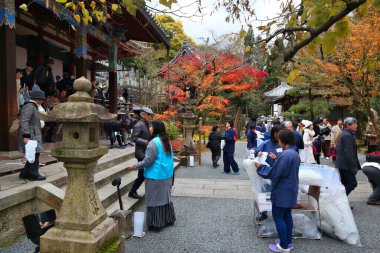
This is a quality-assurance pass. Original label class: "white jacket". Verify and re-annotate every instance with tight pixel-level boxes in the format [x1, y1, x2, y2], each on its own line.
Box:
[303, 128, 316, 164]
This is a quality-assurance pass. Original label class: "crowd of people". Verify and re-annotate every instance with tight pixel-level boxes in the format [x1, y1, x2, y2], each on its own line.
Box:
[206, 116, 379, 252]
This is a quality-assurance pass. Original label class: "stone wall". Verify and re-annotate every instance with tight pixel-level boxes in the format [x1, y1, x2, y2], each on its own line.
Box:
[0, 197, 54, 245]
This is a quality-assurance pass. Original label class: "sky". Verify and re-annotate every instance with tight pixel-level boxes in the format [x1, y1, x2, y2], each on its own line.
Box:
[148, 0, 282, 44]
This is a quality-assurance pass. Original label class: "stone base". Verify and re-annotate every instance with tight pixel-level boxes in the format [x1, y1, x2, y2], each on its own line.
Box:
[0, 151, 24, 160]
[40, 218, 118, 253]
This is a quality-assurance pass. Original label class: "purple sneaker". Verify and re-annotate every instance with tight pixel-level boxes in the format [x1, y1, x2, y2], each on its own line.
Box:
[275, 239, 294, 250]
[268, 243, 291, 252]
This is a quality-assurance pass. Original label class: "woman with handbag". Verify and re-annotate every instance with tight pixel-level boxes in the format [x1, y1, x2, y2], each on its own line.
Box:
[208, 125, 222, 168]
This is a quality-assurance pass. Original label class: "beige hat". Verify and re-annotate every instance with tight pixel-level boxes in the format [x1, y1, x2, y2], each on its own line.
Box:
[301, 120, 313, 128]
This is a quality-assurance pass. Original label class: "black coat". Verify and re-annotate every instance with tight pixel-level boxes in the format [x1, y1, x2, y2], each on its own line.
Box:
[208, 131, 222, 150]
[335, 129, 360, 173]
[131, 119, 150, 160]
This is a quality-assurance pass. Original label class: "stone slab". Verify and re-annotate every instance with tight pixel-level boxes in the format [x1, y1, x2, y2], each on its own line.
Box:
[213, 189, 253, 200]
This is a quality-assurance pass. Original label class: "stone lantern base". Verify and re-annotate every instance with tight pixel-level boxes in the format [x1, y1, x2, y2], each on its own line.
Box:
[40, 218, 118, 253]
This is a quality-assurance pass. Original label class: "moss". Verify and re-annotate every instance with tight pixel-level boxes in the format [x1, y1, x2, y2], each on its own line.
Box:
[97, 236, 120, 253]
[0, 235, 24, 249]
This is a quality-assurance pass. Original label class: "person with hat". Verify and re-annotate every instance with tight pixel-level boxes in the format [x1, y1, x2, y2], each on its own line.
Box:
[18, 90, 47, 181]
[302, 120, 318, 164]
[128, 106, 154, 199]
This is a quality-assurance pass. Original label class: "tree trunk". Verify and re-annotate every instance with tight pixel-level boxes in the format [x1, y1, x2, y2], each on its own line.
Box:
[364, 100, 380, 138]
[308, 88, 314, 120]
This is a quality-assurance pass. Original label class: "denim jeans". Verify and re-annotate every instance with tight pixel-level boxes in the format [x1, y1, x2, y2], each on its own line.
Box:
[272, 205, 293, 250]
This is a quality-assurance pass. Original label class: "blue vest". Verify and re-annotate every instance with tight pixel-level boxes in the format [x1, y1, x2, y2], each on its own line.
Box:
[144, 137, 174, 180]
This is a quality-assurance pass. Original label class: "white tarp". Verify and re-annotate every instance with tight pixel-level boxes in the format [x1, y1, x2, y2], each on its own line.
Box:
[244, 159, 361, 246]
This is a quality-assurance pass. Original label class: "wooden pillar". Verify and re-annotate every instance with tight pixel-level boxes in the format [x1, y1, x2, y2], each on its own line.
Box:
[108, 39, 118, 114]
[0, 1, 20, 156]
[90, 61, 96, 82]
[69, 31, 75, 76]
[75, 26, 87, 78]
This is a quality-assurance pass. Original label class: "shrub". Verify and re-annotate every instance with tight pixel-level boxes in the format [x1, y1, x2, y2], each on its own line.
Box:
[165, 122, 179, 140]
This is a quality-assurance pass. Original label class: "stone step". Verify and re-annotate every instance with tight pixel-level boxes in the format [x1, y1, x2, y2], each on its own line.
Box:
[105, 161, 181, 215]
[57, 161, 180, 214]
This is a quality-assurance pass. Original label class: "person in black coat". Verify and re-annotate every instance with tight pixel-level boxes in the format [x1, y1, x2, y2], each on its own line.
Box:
[208, 125, 222, 168]
[128, 107, 154, 199]
[312, 119, 322, 164]
[335, 117, 360, 196]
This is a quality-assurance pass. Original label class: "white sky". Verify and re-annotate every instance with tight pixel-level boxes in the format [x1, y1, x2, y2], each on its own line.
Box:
[149, 0, 282, 44]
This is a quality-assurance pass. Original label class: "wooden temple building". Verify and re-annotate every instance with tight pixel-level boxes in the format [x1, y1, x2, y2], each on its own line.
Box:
[0, 0, 169, 158]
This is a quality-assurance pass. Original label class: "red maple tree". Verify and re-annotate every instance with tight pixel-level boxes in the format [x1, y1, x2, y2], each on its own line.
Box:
[156, 50, 268, 121]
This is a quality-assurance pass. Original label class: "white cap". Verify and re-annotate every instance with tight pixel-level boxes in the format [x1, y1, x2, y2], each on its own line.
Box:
[301, 120, 312, 128]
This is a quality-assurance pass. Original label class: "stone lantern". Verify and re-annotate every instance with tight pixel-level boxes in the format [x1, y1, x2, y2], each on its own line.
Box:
[181, 101, 196, 148]
[40, 77, 118, 253]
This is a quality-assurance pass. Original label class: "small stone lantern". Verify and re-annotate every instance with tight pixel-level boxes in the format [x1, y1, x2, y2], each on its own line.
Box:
[40, 77, 118, 253]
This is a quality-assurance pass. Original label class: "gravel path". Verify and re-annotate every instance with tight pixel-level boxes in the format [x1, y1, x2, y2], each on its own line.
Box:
[2, 142, 379, 253]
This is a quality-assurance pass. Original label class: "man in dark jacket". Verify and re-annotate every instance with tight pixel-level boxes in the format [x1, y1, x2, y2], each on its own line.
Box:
[283, 121, 304, 152]
[128, 107, 154, 199]
[19, 90, 47, 181]
[335, 117, 360, 196]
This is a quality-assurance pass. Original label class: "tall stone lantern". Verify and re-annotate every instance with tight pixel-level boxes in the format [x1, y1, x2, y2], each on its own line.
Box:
[40, 77, 118, 253]
[181, 101, 197, 155]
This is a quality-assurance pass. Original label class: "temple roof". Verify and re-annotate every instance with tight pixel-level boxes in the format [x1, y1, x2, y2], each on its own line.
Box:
[264, 82, 293, 101]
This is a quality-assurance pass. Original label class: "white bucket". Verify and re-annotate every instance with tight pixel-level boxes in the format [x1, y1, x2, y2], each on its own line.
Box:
[189, 155, 194, 167]
[133, 212, 145, 237]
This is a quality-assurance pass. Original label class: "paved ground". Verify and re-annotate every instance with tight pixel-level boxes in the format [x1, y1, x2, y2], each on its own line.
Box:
[1, 142, 379, 253]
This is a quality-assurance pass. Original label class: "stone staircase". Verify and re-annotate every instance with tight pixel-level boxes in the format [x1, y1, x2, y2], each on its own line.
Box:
[0, 147, 181, 245]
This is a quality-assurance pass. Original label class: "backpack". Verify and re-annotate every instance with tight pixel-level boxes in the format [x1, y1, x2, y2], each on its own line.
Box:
[233, 128, 238, 141]
[9, 118, 20, 136]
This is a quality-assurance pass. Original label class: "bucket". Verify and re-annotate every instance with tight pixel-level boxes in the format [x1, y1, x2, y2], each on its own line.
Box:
[133, 212, 145, 237]
[189, 155, 194, 167]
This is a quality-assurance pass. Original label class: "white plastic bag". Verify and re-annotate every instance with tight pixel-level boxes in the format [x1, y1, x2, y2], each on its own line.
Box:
[293, 213, 321, 239]
[253, 151, 270, 167]
[25, 140, 37, 163]
[318, 185, 362, 246]
[220, 140, 225, 150]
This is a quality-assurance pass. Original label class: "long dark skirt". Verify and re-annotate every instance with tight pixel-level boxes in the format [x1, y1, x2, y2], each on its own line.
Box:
[146, 202, 176, 228]
[145, 177, 176, 229]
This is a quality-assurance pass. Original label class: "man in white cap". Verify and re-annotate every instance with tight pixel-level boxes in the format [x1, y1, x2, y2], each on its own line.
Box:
[128, 106, 154, 199]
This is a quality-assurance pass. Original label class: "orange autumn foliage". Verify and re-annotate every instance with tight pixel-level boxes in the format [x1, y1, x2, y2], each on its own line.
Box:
[295, 9, 380, 135]
[158, 50, 268, 119]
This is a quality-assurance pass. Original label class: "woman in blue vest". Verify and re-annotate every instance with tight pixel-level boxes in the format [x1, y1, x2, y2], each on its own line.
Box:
[128, 120, 175, 230]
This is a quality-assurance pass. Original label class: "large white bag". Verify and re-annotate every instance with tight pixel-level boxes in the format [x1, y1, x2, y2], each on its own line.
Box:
[25, 140, 37, 163]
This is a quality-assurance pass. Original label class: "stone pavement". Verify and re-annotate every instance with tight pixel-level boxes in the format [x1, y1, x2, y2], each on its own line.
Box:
[1, 142, 379, 253]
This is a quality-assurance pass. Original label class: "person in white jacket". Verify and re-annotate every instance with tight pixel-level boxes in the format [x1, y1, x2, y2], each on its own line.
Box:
[302, 120, 318, 164]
